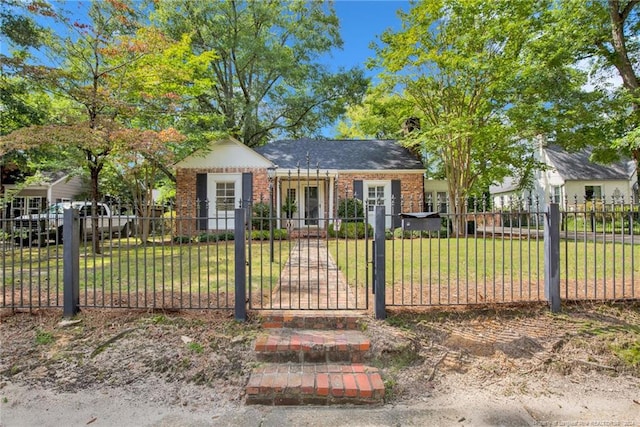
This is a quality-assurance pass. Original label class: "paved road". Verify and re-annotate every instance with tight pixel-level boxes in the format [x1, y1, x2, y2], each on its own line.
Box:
[2, 381, 638, 427]
[477, 226, 640, 244]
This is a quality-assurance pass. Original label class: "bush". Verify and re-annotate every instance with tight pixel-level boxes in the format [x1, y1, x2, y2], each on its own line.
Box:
[393, 228, 422, 239]
[328, 222, 372, 239]
[252, 202, 272, 230]
[197, 231, 234, 242]
[390, 228, 441, 239]
[337, 198, 364, 222]
[173, 235, 192, 244]
[251, 229, 288, 241]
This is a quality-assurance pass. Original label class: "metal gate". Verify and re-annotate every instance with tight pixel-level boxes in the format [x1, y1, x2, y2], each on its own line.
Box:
[246, 164, 370, 311]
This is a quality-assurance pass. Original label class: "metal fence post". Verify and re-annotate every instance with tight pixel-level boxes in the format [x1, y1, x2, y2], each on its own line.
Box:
[234, 208, 247, 321]
[544, 203, 561, 313]
[63, 208, 80, 318]
[374, 205, 386, 320]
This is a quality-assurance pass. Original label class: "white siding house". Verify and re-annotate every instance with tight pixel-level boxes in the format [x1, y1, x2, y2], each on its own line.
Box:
[2, 171, 86, 218]
[490, 142, 638, 209]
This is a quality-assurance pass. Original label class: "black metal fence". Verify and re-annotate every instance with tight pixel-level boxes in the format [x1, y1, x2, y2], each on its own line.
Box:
[379, 197, 639, 310]
[1, 197, 638, 316]
[1, 201, 239, 310]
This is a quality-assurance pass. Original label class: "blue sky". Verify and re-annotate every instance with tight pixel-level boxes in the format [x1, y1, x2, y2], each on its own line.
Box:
[330, 1, 409, 74]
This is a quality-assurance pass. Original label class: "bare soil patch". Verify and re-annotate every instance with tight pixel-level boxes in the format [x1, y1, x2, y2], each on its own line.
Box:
[1, 302, 639, 422]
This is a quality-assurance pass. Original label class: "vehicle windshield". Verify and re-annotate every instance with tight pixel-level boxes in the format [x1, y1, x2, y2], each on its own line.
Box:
[44, 204, 70, 214]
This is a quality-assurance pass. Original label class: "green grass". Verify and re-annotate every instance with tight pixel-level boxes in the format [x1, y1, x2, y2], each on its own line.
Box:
[563, 210, 640, 234]
[187, 342, 204, 354]
[35, 330, 54, 345]
[328, 237, 640, 295]
[613, 340, 640, 367]
[1, 237, 289, 305]
[3, 233, 639, 307]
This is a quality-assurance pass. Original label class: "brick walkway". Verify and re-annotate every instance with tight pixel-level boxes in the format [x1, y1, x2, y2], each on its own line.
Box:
[246, 238, 383, 405]
[270, 239, 359, 310]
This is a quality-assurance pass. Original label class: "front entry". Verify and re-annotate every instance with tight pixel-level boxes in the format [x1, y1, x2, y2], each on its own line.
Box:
[246, 173, 369, 311]
[303, 186, 320, 226]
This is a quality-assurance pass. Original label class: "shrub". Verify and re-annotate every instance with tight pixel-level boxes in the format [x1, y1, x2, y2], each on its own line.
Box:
[251, 202, 272, 230]
[251, 202, 276, 230]
[197, 231, 234, 242]
[281, 196, 297, 219]
[173, 235, 192, 244]
[328, 222, 372, 239]
[393, 228, 421, 239]
[337, 198, 364, 222]
[251, 229, 288, 241]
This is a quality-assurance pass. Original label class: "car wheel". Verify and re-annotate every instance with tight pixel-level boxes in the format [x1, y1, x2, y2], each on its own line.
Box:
[120, 223, 131, 238]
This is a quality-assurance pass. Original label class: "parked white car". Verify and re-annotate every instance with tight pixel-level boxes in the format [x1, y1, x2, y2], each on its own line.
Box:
[14, 202, 137, 246]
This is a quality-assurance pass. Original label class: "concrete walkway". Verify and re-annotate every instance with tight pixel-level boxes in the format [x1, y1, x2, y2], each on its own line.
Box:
[269, 239, 360, 310]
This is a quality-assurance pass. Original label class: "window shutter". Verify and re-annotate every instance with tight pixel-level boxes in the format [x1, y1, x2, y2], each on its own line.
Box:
[391, 179, 401, 229]
[353, 180, 363, 201]
[196, 174, 207, 230]
[242, 172, 253, 207]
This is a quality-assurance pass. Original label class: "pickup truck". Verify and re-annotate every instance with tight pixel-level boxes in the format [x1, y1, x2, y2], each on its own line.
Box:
[13, 202, 137, 246]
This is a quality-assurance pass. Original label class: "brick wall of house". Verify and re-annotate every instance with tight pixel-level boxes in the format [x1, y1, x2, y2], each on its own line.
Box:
[175, 168, 424, 235]
[337, 172, 425, 210]
[175, 167, 270, 235]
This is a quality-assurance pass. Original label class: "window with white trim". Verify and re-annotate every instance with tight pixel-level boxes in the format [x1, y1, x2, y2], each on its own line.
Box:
[216, 182, 236, 211]
[367, 185, 385, 212]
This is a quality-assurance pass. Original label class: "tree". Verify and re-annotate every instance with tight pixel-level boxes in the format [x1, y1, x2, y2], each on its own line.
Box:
[0, 1, 192, 252]
[336, 91, 414, 140]
[545, 0, 639, 177]
[152, 0, 369, 147]
[371, 0, 546, 235]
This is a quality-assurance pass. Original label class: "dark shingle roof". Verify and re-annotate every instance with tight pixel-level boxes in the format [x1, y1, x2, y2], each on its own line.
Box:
[545, 145, 633, 180]
[254, 139, 424, 170]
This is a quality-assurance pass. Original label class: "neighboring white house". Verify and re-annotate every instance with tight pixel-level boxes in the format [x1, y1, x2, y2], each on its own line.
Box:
[1, 171, 86, 218]
[490, 142, 638, 209]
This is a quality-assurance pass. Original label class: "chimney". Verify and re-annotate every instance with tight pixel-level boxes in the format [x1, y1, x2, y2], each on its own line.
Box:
[402, 117, 420, 135]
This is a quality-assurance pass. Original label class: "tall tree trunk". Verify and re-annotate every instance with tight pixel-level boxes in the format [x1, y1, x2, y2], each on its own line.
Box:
[89, 163, 102, 254]
[608, 0, 640, 173]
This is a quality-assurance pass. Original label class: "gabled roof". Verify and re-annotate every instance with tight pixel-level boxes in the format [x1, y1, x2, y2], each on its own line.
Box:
[489, 176, 519, 194]
[254, 139, 424, 171]
[176, 137, 272, 169]
[545, 145, 633, 181]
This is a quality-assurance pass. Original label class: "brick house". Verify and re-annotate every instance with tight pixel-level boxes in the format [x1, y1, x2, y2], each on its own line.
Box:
[175, 137, 425, 233]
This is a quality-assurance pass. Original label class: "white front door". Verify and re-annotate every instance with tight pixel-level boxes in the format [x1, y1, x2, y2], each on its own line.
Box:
[365, 181, 391, 228]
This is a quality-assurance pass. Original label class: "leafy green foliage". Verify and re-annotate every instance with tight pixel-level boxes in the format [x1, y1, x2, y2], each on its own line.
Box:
[534, 1, 640, 170]
[328, 222, 372, 239]
[251, 202, 272, 231]
[281, 197, 297, 219]
[368, 0, 554, 235]
[197, 232, 234, 243]
[251, 229, 288, 241]
[337, 198, 364, 222]
[152, 0, 368, 146]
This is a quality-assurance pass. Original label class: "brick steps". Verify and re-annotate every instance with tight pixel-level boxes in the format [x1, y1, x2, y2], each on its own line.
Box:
[245, 362, 384, 405]
[259, 311, 366, 330]
[254, 329, 370, 363]
[246, 313, 385, 406]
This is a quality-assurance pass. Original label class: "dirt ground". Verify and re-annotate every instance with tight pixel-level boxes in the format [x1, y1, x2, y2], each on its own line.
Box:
[1, 302, 639, 426]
